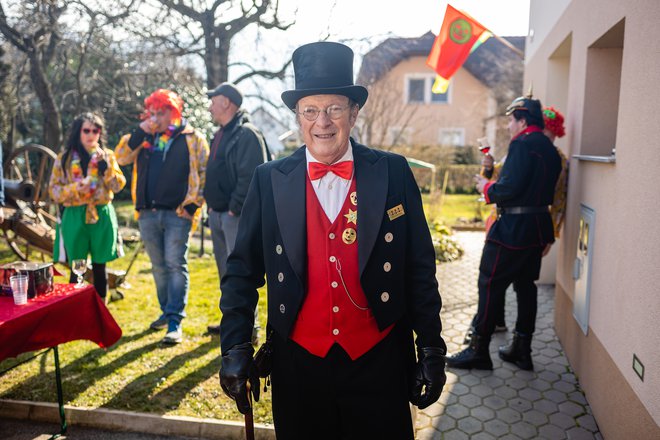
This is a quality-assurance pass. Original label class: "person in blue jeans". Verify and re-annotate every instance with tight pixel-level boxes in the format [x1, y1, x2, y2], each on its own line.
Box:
[116, 89, 209, 344]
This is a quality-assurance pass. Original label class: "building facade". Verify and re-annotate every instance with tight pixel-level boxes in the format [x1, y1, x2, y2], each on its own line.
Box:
[527, 1, 660, 437]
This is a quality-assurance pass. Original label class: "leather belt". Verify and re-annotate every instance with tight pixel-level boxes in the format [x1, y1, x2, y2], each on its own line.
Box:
[497, 206, 549, 215]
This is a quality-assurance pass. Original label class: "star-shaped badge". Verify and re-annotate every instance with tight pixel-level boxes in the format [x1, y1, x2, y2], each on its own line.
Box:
[344, 208, 357, 225]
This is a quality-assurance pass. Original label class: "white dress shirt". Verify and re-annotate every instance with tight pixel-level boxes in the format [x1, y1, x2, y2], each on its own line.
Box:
[306, 146, 354, 223]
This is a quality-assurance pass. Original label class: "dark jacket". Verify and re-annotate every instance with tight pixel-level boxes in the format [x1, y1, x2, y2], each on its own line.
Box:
[486, 130, 562, 248]
[219, 140, 446, 357]
[204, 110, 270, 215]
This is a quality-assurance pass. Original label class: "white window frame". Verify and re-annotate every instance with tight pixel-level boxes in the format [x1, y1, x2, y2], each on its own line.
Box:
[438, 127, 466, 146]
[404, 73, 451, 105]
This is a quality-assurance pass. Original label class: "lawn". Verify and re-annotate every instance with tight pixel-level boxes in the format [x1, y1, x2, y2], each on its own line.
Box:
[0, 194, 479, 424]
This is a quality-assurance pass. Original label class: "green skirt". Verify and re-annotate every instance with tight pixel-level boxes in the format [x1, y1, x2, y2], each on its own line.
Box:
[54, 204, 119, 264]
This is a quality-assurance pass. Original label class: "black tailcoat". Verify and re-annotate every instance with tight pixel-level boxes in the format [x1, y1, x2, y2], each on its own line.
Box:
[219, 140, 445, 356]
[486, 131, 563, 248]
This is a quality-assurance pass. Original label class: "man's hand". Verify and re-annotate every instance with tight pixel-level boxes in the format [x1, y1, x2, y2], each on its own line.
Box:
[481, 153, 494, 171]
[475, 174, 489, 194]
[219, 342, 260, 414]
[410, 347, 446, 409]
[139, 119, 156, 134]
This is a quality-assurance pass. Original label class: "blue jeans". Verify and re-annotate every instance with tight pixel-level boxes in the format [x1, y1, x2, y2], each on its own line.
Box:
[138, 209, 192, 328]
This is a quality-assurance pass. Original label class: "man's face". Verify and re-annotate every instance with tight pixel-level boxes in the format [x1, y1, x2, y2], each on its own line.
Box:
[208, 95, 227, 125]
[297, 94, 357, 164]
[507, 115, 527, 139]
[148, 107, 175, 133]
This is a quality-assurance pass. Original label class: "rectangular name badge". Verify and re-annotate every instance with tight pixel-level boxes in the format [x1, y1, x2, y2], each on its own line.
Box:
[387, 204, 405, 221]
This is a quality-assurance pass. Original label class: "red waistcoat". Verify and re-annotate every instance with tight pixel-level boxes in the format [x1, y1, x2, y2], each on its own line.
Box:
[289, 177, 392, 360]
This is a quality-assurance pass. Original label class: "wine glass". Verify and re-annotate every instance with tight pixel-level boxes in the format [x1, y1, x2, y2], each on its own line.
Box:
[72, 259, 87, 288]
[476, 137, 494, 202]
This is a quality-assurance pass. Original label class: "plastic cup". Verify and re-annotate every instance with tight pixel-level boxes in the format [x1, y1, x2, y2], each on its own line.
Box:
[10, 274, 29, 305]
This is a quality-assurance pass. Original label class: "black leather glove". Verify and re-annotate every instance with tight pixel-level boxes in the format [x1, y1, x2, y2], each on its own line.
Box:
[410, 346, 447, 409]
[219, 342, 260, 414]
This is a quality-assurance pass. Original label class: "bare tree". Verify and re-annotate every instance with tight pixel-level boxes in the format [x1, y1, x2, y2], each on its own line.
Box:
[138, 0, 294, 88]
[0, 0, 139, 150]
[0, 1, 66, 149]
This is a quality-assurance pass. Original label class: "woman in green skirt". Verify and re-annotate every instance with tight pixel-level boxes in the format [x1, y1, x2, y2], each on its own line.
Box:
[49, 112, 126, 300]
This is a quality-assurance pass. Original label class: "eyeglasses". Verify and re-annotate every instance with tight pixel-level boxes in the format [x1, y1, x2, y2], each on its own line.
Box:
[81, 128, 101, 135]
[297, 105, 351, 122]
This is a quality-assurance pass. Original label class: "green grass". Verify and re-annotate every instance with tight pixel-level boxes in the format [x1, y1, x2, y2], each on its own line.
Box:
[0, 194, 477, 424]
[423, 193, 489, 226]
[0, 240, 272, 423]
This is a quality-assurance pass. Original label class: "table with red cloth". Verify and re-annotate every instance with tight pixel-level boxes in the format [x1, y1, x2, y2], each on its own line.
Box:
[0, 283, 122, 437]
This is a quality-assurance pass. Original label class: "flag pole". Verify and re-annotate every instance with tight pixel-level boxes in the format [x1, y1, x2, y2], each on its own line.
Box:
[490, 32, 525, 59]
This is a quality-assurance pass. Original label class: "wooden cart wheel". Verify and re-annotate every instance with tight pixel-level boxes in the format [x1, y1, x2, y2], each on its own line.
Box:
[2, 143, 58, 261]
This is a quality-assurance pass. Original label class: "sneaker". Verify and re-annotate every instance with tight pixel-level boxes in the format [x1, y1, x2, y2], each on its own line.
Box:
[162, 328, 183, 345]
[150, 317, 168, 330]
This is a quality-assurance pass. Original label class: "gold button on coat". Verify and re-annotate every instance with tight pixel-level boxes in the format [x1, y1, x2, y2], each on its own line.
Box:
[383, 262, 392, 272]
[384, 232, 394, 242]
[380, 292, 390, 302]
[278, 272, 284, 282]
[279, 304, 286, 313]
[276, 245, 283, 255]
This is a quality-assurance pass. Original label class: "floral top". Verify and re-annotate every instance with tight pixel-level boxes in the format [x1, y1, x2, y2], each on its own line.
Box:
[484, 146, 568, 238]
[49, 148, 126, 224]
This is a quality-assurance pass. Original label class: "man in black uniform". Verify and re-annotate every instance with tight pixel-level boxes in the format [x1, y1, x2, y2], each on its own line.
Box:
[446, 95, 562, 371]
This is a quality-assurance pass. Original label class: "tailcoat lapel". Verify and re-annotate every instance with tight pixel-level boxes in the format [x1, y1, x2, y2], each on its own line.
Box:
[271, 147, 307, 283]
[354, 142, 388, 276]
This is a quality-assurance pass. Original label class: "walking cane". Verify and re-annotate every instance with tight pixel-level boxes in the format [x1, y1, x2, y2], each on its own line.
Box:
[245, 382, 255, 440]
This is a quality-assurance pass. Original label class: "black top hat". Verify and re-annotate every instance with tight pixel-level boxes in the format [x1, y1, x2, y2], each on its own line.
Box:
[281, 42, 368, 110]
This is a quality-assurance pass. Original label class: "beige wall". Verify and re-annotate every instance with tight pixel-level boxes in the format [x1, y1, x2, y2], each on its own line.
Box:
[527, 0, 660, 431]
[362, 56, 493, 149]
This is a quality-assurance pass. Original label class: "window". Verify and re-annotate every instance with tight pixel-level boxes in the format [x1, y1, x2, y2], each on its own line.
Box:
[581, 19, 624, 157]
[439, 128, 465, 146]
[405, 74, 450, 104]
[408, 79, 425, 103]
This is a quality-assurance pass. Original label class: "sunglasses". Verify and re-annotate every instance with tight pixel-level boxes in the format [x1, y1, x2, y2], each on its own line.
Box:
[81, 128, 101, 135]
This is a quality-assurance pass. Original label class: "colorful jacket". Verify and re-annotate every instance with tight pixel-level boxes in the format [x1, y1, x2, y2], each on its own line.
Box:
[115, 125, 209, 220]
[49, 148, 126, 224]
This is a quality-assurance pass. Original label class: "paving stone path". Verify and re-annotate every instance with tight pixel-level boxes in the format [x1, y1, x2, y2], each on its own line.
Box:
[416, 231, 602, 440]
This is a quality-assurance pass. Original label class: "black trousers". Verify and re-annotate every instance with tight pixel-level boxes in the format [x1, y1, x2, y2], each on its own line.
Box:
[474, 241, 543, 336]
[270, 325, 415, 440]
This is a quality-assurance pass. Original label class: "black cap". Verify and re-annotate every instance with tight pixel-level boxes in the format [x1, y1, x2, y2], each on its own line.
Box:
[505, 96, 543, 121]
[207, 82, 243, 107]
[281, 41, 368, 110]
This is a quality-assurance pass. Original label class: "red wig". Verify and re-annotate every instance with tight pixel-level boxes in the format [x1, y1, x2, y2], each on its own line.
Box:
[144, 89, 184, 118]
[542, 106, 565, 138]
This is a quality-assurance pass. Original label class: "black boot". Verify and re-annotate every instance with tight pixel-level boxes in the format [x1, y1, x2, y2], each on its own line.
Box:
[446, 334, 493, 370]
[498, 331, 534, 370]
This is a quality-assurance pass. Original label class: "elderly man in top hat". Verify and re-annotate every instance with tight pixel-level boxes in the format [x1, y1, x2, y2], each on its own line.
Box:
[218, 41, 447, 438]
[446, 94, 562, 371]
[204, 82, 270, 342]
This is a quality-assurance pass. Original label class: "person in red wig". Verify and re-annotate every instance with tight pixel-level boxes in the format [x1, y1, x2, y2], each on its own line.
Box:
[116, 89, 209, 344]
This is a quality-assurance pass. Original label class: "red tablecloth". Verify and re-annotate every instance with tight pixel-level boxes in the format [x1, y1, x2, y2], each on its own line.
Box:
[0, 284, 122, 362]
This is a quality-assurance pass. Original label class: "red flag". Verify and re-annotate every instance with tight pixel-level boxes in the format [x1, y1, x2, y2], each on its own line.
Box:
[426, 5, 489, 80]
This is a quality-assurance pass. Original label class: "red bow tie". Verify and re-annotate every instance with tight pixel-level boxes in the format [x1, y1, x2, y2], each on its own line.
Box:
[309, 161, 353, 180]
